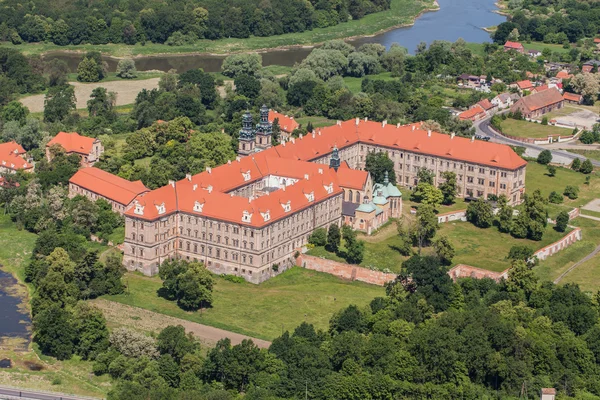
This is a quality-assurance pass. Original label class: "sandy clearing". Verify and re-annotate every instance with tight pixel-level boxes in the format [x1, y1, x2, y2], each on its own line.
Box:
[20, 78, 160, 113]
[91, 298, 271, 349]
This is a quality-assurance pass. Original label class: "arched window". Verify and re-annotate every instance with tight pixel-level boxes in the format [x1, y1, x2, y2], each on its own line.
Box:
[140, 235, 144, 242]
[355, 191, 361, 203]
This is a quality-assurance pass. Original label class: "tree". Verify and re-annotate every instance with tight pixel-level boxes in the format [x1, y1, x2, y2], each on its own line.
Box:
[33, 304, 76, 360]
[433, 236, 455, 265]
[411, 183, 443, 207]
[46, 58, 69, 87]
[73, 303, 109, 360]
[222, 53, 262, 78]
[157, 325, 198, 363]
[365, 151, 396, 184]
[309, 228, 327, 246]
[77, 57, 100, 82]
[563, 185, 579, 199]
[547, 165, 556, 177]
[439, 171, 457, 205]
[346, 52, 380, 77]
[580, 159, 594, 174]
[87, 87, 116, 119]
[570, 73, 600, 102]
[109, 328, 159, 359]
[555, 211, 569, 232]
[1, 101, 29, 125]
[466, 198, 494, 228]
[572, 158, 581, 171]
[299, 49, 348, 80]
[235, 74, 261, 100]
[116, 59, 137, 79]
[496, 195, 513, 233]
[537, 150, 552, 165]
[507, 245, 537, 267]
[346, 238, 365, 264]
[176, 265, 215, 310]
[416, 167, 434, 185]
[326, 224, 341, 253]
[548, 191, 563, 204]
[506, 260, 538, 296]
[44, 85, 76, 122]
[412, 204, 438, 251]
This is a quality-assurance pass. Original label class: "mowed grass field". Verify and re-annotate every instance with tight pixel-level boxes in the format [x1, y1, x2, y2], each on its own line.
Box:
[500, 118, 573, 139]
[105, 267, 384, 341]
[564, 149, 600, 162]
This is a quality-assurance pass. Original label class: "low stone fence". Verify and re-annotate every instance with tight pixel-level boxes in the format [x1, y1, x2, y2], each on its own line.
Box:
[533, 227, 582, 261]
[448, 264, 509, 282]
[437, 210, 467, 223]
[296, 254, 396, 286]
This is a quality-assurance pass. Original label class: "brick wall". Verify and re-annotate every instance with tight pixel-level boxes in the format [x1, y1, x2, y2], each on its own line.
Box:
[534, 227, 582, 261]
[296, 254, 397, 286]
[448, 264, 509, 282]
[437, 210, 467, 223]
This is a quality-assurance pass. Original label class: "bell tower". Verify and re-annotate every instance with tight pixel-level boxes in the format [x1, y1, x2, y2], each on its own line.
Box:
[238, 112, 255, 156]
[329, 145, 341, 171]
[255, 104, 272, 151]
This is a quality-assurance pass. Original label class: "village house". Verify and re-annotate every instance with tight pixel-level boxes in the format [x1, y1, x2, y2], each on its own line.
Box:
[46, 132, 104, 166]
[555, 70, 573, 81]
[121, 113, 527, 282]
[69, 167, 149, 214]
[527, 49, 542, 58]
[457, 73, 481, 88]
[563, 92, 583, 104]
[504, 41, 525, 53]
[476, 99, 496, 115]
[514, 80, 535, 94]
[458, 105, 487, 121]
[492, 93, 517, 109]
[268, 110, 299, 136]
[0, 141, 33, 174]
[510, 88, 564, 119]
[582, 60, 600, 73]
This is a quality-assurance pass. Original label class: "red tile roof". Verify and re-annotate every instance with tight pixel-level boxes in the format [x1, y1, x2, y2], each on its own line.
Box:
[477, 99, 494, 111]
[556, 70, 572, 80]
[563, 92, 582, 102]
[459, 105, 486, 121]
[516, 80, 534, 90]
[69, 167, 149, 206]
[511, 88, 564, 113]
[532, 84, 549, 93]
[125, 119, 526, 224]
[47, 132, 96, 155]
[504, 41, 524, 50]
[269, 110, 300, 133]
[594, 38, 600, 44]
[0, 141, 32, 171]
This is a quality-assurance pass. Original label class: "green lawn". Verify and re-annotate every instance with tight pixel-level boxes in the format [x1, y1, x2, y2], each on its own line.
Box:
[563, 149, 600, 162]
[525, 161, 600, 218]
[295, 116, 337, 129]
[580, 209, 600, 219]
[66, 71, 164, 83]
[6, 0, 435, 57]
[544, 105, 581, 120]
[105, 267, 384, 341]
[438, 221, 569, 272]
[343, 71, 395, 93]
[500, 118, 573, 139]
[0, 214, 37, 292]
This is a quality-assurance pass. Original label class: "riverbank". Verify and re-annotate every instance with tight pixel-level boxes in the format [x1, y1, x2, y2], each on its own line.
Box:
[3, 0, 437, 58]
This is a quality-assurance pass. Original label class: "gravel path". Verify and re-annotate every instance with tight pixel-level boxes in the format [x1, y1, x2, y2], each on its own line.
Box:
[20, 79, 160, 113]
[91, 299, 271, 349]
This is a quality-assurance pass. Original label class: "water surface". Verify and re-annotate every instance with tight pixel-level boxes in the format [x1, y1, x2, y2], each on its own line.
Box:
[0, 268, 31, 347]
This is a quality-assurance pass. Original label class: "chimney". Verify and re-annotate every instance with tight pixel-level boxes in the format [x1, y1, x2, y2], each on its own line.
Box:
[318, 168, 323, 174]
[168, 180, 175, 187]
[304, 174, 309, 180]
[193, 184, 198, 191]
[451, 132, 455, 139]
[412, 125, 416, 131]
[382, 120, 387, 127]
[318, 130, 321, 136]
[227, 160, 231, 164]
[282, 141, 286, 147]
[186, 174, 192, 181]
[291, 138, 295, 144]
[355, 117, 360, 126]
[282, 185, 286, 191]
[364, 117, 368, 122]
[299, 133, 303, 139]
[427, 130, 431, 137]
[236, 157, 241, 162]
[336, 120, 341, 126]
[206, 166, 212, 173]
[471, 136, 475, 142]
[312, 132, 316, 139]
[397, 123, 401, 128]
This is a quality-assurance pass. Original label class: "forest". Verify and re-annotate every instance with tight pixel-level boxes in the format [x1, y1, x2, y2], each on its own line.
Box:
[0, 0, 390, 45]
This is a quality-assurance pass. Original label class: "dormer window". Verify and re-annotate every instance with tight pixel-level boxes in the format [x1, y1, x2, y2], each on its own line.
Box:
[193, 201, 204, 212]
[261, 210, 271, 222]
[204, 185, 213, 194]
[305, 191, 315, 202]
[156, 202, 166, 214]
[242, 210, 252, 223]
[134, 203, 144, 215]
[242, 170, 251, 181]
[323, 183, 334, 194]
[281, 201, 291, 212]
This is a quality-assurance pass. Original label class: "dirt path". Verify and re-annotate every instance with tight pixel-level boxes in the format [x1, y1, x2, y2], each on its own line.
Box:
[553, 243, 600, 284]
[20, 78, 160, 113]
[91, 299, 271, 349]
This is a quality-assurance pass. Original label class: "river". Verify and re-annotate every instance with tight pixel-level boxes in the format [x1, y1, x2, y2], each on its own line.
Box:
[43, 0, 505, 73]
[0, 268, 31, 348]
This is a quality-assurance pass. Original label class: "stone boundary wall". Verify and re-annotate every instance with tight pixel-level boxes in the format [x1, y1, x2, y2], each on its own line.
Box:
[437, 210, 467, 223]
[533, 227, 581, 261]
[448, 264, 509, 282]
[296, 254, 396, 286]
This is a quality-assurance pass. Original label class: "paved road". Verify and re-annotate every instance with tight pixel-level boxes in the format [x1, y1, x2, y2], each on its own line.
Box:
[474, 118, 600, 167]
[0, 385, 101, 400]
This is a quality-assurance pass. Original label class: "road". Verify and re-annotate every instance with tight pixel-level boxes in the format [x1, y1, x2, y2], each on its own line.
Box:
[474, 118, 600, 167]
[0, 385, 101, 400]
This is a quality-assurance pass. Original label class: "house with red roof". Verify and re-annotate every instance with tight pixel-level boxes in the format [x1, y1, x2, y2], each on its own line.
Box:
[555, 70, 573, 81]
[46, 132, 104, 167]
[268, 110, 299, 135]
[514, 80, 535, 93]
[563, 92, 583, 104]
[504, 41, 525, 53]
[69, 167, 149, 214]
[510, 88, 564, 118]
[0, 141, 33, 174]
[458, 105, 487, 121]
[121, 113, 526, 281]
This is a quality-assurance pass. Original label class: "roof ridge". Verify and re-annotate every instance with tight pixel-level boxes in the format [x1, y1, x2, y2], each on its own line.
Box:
[80, 168, 147, 194]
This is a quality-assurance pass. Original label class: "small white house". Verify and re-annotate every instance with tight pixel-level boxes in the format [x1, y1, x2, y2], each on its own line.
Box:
[491, 93, 515, 109]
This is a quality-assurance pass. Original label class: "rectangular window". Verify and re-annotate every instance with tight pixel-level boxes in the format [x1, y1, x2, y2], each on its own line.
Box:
[467, 176, 474, 183]
[478, 178, 485, 185]
[489, 181, 495, 187]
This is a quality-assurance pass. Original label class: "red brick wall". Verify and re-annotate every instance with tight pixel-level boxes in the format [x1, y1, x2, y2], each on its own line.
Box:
[296, 254, 397, 286]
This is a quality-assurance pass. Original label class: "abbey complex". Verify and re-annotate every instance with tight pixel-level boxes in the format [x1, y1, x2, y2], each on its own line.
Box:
[107, 106, 526, 283]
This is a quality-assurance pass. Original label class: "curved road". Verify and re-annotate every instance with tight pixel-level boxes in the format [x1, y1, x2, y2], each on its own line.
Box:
[475, 118, 600, 167]
[0, 385, 101, 400]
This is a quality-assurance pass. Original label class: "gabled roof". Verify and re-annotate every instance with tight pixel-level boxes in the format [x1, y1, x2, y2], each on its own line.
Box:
[47, 132, 96, 155]
[0, 141, 32, 171]
[477, 99, 494, 111]
[516, 80, 534, 90]
[556, 70, 572, 80]
[269, 110, 299, 133]
[563, 92, 582, 102]
[532, 84, 549, 93]
[459, 105, 486, 120]
[69, 167, 149, 206]
[496, 93, 512, 102]
[335, 164, 368, 190]
[512, 88, 564, 113]
[594, 38, 600, 44]
[504, 41, 524, 50]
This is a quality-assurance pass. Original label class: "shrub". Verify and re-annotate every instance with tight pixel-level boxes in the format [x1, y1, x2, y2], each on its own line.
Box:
[116, 59, 137, 79]
[563, 185, 579, 200]
[308, 228, 327, 246]
[541, 116, 548, 125]
[580, 159, 594, 174]
[546, 165, 556, 177]
[548, 191, 563, 204]
[555, 211, 569, 232]
[571, 158, 581, 171]
[220, 274, 245, 284]
[537, 150, 552, 165]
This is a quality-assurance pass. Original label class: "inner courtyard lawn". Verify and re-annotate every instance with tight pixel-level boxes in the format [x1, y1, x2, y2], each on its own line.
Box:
[499, 118, 573, 139]
[104, 267, 384, 341]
